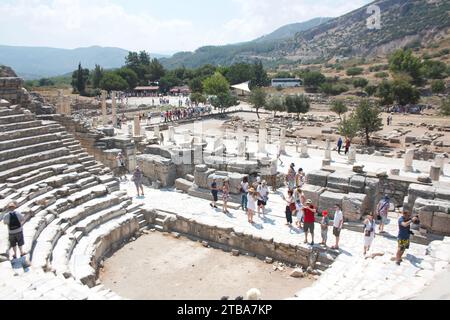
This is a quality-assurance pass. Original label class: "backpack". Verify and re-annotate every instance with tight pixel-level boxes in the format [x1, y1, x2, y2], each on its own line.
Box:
[8, 211, 21, 231]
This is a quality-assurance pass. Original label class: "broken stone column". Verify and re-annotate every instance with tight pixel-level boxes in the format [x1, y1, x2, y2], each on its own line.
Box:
[404, 149, 415, 172]
[111, 91, 117, 127]
[348, 147, 356, 164]
[434, 154, 447, 176]
[101, 90, 107, 126]
[430, 166, 440, 181]
[324, 139, 332, 161]
[300, 140, 309, 158]
[258, 120, 267, 153]
[279, 128, 287, 154]
[134, 115, 141, 137]
[154, 125, 160, 139]
[63, 96, 71, 115]
[168, 126, 175, 142]
[237, 124, 245, 157]
[57, 89, 64, 114]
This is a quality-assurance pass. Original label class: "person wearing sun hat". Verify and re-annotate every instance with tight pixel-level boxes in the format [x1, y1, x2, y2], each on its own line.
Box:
[247, 187, 257, 224]
[320, 210, 330, 246]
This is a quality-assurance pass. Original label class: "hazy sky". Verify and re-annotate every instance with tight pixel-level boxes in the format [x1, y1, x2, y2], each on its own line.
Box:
[0, 0, 372, 54]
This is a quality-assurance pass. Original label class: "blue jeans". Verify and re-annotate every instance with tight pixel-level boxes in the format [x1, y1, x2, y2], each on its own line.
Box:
[241, 194, 248, 210]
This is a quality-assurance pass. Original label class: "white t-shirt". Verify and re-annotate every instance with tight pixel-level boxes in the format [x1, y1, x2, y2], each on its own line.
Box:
[241, 182, 249, 193]
[247, 194, 257, 211]
[333, 210, 344, 228]
[257, 185, 269, 200]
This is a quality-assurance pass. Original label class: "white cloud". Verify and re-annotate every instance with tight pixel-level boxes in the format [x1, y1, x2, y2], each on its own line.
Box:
[0, 0, 372, 53]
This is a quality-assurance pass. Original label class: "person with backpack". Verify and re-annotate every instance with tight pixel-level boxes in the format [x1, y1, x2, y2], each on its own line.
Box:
[3, 202, 26, 260]
[376, 196, 390, 233]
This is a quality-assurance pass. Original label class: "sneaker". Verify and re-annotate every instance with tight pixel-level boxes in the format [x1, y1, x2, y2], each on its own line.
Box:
[311, 242, 314, 246]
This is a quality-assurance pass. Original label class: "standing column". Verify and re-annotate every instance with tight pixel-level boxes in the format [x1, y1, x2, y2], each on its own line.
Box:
[258, 119, 267, 154]
[111, 91, 117, 127]
[134, 115, 141, 137]
[324, 139, 332, 161]
[101, 90, 107, 126]
[404, 149, 415, 172]
[279, 128, 287, 155]
[57, 89, 64, 114]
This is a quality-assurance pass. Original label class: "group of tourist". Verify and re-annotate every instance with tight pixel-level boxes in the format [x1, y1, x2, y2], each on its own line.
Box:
[161, 105, 212, 123]
[336, 137, 351, 155]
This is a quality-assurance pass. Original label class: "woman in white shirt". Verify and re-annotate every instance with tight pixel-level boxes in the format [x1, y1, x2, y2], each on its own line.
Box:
[363, 213, 376, 256]
[257, 181, 269, 216]
[247, 188, 257, 224]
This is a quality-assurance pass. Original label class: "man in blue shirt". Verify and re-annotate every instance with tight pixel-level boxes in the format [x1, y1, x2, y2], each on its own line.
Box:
[396, 211, 418, 265]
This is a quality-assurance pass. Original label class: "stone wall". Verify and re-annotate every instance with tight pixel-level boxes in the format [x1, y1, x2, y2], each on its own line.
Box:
[0, 77, 24, 105]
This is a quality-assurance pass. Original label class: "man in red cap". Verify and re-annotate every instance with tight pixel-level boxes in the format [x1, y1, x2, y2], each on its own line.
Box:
[320, 210, 330, 246]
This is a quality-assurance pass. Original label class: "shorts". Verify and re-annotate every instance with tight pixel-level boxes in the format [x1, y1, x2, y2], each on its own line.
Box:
[212, 192, 218, 202]
[257, 200, 266, 207]
[398, 239, 410, 251]
[304, 222, 314, 234]
[381, 215, 388, 224]
[333, 227, 341, 237]
[9, 232, 24, 247]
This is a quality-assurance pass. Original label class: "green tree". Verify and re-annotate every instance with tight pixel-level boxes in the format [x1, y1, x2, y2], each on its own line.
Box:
[138, 51, 151, 65]
[116, 67, 138, 90]
[210, 91, 237, 112]
[338, 114, 359, 142]
[440, 97, 450, 116]
[159, 73, 182, 93]
[353, 78, 369, 88]
[188, 77, 204, 93]
[303, 71, 326, 90]
[391, 80, 420, 106]
[225, 63, 254, 85]
[71, 63, 89, 95]
[331, 100, 348, 121]
[99, 72, 128, 91]
[190, 92, 207, 104]
[431, 79, 446, 94]
[249, 87, 267, 119]
[285, 94, 310, 119]
[389, 49, 423, 85]
[354, 99, 383, 146]
[422, 60, 447, 79]
[320, 83, 349, 95]
[365, 85, 377, 96]
[265, 95, 286, 117]
[274, 71, 293, 78]
[376, 80, 394, 106]
[203, 72, 230, 96]
[251, 60, 269, 88]
[38, 78, 55, 87]
[92, 64, 104, 89]
[346, 67, 364, 77]
[146, 58, 165, 82]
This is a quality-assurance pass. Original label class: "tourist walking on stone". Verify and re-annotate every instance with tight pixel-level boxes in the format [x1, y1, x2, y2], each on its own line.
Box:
[344, 138, 351, 155]
[277, 145, 284, 166]
[363, 213, 376, 256]
[222, 179, 230, 214]
[159, 132, 164, 146]
[320, 210, 330, 246]
[115, 152, 127, 181]
[247, 188, 257, 224]
[295, 168, 306, 189]
[257, 180, 269, 216]
[294, 187, 305, 228]
[376, 196, 390, 233]
[303, 199, 317, 245]
[3, 202, 26, 259]
[132, 166, 144, 197]
[332, 204, 344, 250]
[210, 178, 219, 209]
[286, 163, 296, 191]
[240, 177, 249, 212]
[283, 190, 295, 226]
[337, 137, 343, 155]
[396, 211, 418, 265]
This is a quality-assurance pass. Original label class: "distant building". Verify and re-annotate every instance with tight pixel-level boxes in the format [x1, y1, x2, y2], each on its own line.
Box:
[133, 86, 159, 96]
[231, 81, 251, 96]
[170, 85, 191, 96]
[271, 78, 303, 88]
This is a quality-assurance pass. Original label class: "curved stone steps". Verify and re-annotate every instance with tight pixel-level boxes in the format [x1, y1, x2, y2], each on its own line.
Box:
[68, 212, 139, 287]
[31, 191, 130, 270]
[0, 133, 60, 152]
[0, 147, 71, 173]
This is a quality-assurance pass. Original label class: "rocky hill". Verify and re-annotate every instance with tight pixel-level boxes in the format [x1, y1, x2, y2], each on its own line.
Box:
[162, 0, 450, 68]
[271, 0, 450, 63]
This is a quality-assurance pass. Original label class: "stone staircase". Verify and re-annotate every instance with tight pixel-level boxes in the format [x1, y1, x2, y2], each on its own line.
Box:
[0, 105, 145, 299]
